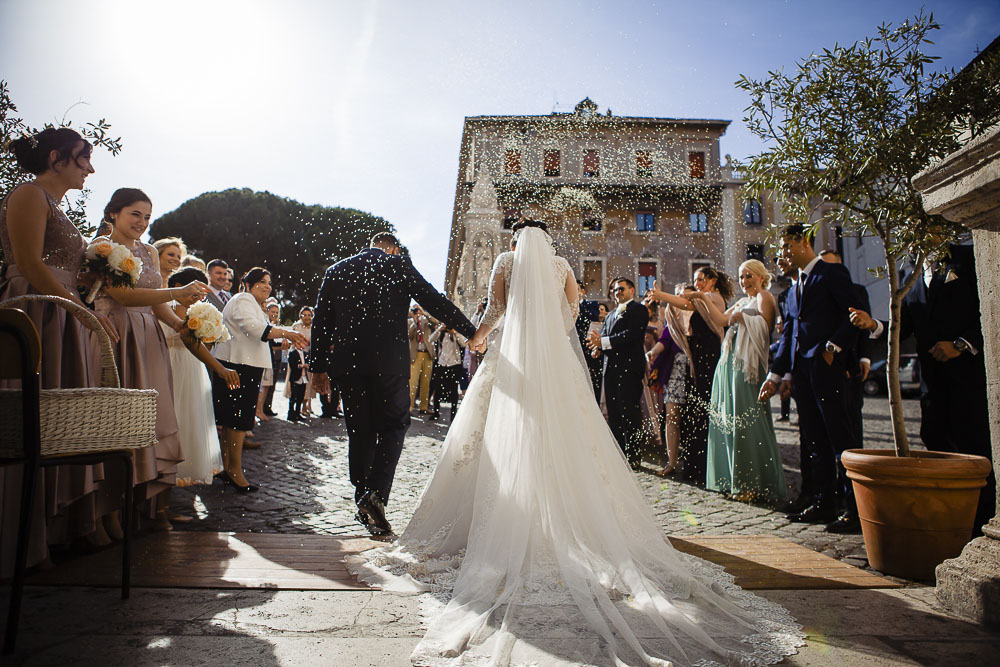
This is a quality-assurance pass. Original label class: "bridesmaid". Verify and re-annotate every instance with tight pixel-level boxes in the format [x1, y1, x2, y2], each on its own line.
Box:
[647, 266, 730, 485]
[92, 188, 208, 529]
[0, 128, 120, 576]
[693, 260, 786, 504]
[153, 237, 186, 287]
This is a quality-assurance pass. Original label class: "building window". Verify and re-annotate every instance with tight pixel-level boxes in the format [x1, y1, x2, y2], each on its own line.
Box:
[635, 150, 652, 178]
[582, 259, 604, 296]
[635, 212, 655, 232]
[502, 209, 519, 230]
[544, 149, 560, 177]
[638, 261, 657, 296]
[504, 149, 521, 176]
[744, 199, 762, 225]
[688, 152, 705, 179]
[583, 149, 600, 178]
[582, 213, 602, 232]
[746, 243, 765, 262]
[689, 213, 708, 233]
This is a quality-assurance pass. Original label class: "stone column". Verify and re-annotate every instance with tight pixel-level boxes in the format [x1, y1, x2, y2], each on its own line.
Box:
[913, 123, 1000, 628]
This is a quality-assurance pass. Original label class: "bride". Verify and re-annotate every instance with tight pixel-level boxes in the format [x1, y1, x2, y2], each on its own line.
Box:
[348, 220, 803, 666]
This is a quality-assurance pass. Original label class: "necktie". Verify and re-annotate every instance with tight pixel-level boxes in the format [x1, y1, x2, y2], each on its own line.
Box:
[220, 291, 231, 305]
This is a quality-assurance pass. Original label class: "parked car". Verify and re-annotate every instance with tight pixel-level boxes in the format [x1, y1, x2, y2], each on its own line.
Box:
[863, 354, 921, 396]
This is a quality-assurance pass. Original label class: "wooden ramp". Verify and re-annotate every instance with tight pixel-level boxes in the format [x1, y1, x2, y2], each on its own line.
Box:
[29, 532, 900, 591]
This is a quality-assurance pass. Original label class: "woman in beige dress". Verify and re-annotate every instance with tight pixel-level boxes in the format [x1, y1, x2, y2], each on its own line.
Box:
[93, 188, 208, 529]
[0, 128, 121, 575]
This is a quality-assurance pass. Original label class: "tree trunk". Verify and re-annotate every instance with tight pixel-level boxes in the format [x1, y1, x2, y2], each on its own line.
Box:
[885, 258, 911, 457]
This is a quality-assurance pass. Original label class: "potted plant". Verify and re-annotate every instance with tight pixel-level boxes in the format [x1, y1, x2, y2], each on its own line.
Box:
[736, 12, 998, 579]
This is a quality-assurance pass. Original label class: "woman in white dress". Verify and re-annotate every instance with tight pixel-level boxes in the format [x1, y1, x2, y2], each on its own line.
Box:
[159, 266, 240, 488]
[349, 222, 803, 667]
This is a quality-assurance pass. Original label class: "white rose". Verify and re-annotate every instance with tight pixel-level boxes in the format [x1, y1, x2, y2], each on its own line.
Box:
[108, 244, 130, 268]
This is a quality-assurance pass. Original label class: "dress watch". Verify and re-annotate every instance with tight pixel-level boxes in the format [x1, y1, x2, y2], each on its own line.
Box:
[953, 339, 969, 353]
[824, 342, 838, 354]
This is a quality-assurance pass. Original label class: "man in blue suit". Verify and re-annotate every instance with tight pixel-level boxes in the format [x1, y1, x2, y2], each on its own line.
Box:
[760, 225, 862, 533]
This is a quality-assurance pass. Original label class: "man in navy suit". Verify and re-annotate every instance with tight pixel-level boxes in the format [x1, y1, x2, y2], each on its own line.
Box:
[849, 243, 993, 533]
[310, 232, 476, 537]
[760, 225, 862, 533]
[587, 277, 650, 468]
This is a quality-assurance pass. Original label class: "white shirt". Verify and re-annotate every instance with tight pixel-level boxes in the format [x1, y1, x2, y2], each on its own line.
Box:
[601, 299, 633, 350]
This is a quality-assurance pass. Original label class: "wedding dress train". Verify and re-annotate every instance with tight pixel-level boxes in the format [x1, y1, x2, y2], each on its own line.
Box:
[348, 227, 803, 666]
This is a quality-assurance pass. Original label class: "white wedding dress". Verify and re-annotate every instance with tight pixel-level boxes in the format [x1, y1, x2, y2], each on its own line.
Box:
[348, 228, 803, 666]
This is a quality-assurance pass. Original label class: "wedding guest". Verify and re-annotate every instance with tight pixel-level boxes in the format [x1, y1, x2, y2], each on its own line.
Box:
[180, 254, 206, 271]
[774, 257, 797, 423]
[428, 323, 467, 422]
[0, 128, 120, 575]
[212, 267, 306, 491]
[223, 268, 234, 293]
[258, 299, 281, 418]
[153, 237, 186, 287]
[204, 259, 230, 311]
[286, 346, 309, 422]
[647, 284, 696, 477]
[647, 267, 730, 485]
[408, 305, 435, 414]
[576, 281, 603, 400]
[160, 267, 240, 493]
[597, 302, 609, 323]
[760, 224, 862, 533]
[463, 298, 488, 380]
[94, 188, 209, 529]
[587, 277, 649, 468]
[694, 260, 785, 503]
[292, 306, 315, 416]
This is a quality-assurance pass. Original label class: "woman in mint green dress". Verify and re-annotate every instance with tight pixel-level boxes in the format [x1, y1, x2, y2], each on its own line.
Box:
[691, 259, 786, 504]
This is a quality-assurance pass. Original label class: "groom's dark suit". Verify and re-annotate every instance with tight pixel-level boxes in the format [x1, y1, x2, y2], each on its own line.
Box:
[771, 258, 861, 515]
[599, 300, 649, 466]
[310, 248, 475, 507]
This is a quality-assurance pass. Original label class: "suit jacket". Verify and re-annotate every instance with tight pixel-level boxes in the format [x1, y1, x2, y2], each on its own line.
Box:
[849, 283, 873, 371]
[407, 315, 437, 362]
[287, 348, 308, 383]
[205, 289, 229, 312]
[771, 259, 861, 376]
[600, 300, 650, 379]
[873, 245, 985, 388]
[310, 248, 476, 378]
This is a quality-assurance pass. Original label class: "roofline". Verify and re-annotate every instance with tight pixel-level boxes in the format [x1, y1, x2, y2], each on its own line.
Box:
[463, 114, 731, 129]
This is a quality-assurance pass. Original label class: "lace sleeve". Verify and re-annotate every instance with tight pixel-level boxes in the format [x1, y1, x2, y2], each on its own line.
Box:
[561, 258, 579, 321]
[478, 252, 510, 333]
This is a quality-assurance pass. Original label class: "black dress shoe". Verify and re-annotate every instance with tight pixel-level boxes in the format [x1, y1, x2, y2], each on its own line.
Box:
[825, 512, 862, 533]
[775, 415, 790, 422]
[357, 490, 392, 535]
[786, 503, 838, 523]
[263, 408, 277, 417]
[784, 494, 814, 515]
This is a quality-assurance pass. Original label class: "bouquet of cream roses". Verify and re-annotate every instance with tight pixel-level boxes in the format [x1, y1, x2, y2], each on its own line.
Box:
[184, 301, 231, 344]
[83, 236, 142, 303]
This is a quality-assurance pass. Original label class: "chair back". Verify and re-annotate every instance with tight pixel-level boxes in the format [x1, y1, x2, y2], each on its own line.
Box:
[0, 308, 41, 379]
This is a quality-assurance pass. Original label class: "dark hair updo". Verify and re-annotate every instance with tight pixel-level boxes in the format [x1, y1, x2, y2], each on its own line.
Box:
[511, 219, 548, 235]
[241, 267, 270, 290]
[167, 266, 208, 288]
[7, 127, 91, 176]
[695, 265, 734, 301]
[97, 187, 152, 237]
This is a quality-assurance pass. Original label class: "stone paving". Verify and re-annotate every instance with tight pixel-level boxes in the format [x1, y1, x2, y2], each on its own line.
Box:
[172, 387, 924, 574]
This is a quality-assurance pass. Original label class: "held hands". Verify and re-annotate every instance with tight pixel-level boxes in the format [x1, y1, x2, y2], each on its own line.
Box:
[175, 281, 210, 303]
[284, 330, 308, 349]
[758, 379, 791, 402]
[929, 341, 961, 362]
[848, 307, 876, 331]
[468, 332, 487, 353]
[312, 372, 331, 395]
[586, 329, 601, 351]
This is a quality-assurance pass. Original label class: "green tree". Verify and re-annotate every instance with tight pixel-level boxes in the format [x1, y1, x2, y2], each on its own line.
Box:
[0, 79, 123, 259]
[149, 188, 398, 313]
[736, 12, 1000, 455]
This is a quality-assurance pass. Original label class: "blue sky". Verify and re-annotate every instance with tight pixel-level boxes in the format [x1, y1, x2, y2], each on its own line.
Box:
[3, 0, 997, 288]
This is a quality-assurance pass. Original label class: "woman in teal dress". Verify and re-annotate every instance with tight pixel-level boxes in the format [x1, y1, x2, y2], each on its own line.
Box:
[691, 259, 786, 504]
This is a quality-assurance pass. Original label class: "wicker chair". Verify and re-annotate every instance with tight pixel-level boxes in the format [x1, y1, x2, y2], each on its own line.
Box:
[0, 295, 158, 655]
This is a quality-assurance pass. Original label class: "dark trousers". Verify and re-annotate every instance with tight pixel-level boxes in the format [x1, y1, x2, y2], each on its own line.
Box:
[288, 382, 306, 417]
[320, 387, 341, 416]
[337, 372, 411, 505]
[587, 355, 603, 402]
[431, 364, 462, 418]
[604, 367, 644, 465]
[780, 394, 791, 419]
[792, 354, 856, 513]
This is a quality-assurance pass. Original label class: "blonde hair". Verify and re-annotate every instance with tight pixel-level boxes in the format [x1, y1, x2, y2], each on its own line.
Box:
[153, 237, 187, 258]
[180, 255, 206, 270]
[739, 259, 772, 289]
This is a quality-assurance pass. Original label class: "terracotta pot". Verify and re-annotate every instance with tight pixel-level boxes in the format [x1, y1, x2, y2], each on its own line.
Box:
[842, 449, 992, 580]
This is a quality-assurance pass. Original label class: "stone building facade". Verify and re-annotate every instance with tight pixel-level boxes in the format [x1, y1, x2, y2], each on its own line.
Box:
[443, 99, 773, 313]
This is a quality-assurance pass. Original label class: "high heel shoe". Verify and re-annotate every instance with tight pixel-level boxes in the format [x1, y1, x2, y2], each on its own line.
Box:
[220, 471, 258, 493]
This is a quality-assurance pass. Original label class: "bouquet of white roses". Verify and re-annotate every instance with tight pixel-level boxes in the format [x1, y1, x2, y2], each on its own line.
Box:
[184, 301, 231, 344]
[83, 236, 141, 303]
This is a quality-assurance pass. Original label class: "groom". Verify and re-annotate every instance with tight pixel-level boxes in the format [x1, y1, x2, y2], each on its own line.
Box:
[310, 232, 476, 537]
[588, 277, 649, 468]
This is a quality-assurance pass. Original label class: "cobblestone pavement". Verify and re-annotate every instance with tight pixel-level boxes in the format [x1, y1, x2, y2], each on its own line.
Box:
[172, 387, 923, 572]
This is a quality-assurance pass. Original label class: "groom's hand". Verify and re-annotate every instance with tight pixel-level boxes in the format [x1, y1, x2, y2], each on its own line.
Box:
[312, 372, 331, 395]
